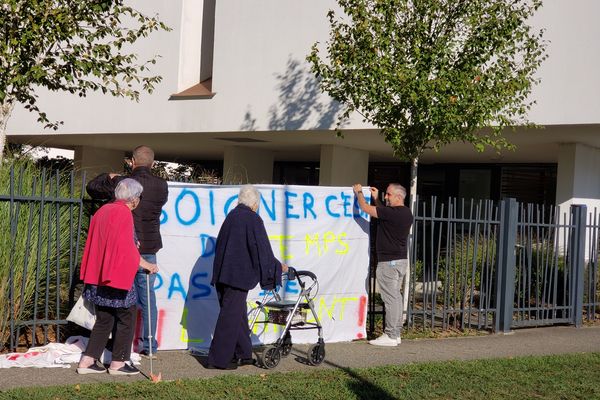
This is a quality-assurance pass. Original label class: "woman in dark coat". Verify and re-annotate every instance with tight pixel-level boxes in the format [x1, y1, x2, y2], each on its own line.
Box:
[207, 185, 288, 370]
[76, 178, 158, 375]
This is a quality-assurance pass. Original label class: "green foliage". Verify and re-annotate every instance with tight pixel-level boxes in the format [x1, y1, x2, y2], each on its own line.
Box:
[308, 0, 547, 161]
[0, 0, 170, 157]
[437, 234, 497, 305]
[0, 155, 85, 349]
[2, 144, 73, 170]
[515, 239, 567, 304]
[124, 160, 223, 184]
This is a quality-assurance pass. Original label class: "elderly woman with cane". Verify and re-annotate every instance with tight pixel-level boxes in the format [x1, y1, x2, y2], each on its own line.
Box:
[77, 178, 158, 375]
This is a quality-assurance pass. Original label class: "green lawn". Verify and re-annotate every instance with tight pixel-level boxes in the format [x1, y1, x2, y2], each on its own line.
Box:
[2, 353, 599, 399]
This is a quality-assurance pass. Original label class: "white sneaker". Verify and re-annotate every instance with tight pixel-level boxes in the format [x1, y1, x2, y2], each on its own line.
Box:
[368, 333, 398, 347]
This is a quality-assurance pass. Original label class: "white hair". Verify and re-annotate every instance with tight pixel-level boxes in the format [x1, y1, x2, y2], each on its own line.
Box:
[115, 178, 143, 202]
[238, 184, 260, 208]
[388, 183, 407, 199]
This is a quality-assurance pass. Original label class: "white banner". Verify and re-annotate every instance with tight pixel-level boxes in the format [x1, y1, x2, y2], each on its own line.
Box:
[147, 183, 371, 351]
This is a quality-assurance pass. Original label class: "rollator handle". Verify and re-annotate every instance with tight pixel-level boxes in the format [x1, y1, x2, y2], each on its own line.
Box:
[286, 266, 317, 281]
[296, 270, 317, 280]
[287, 266, 296, 280]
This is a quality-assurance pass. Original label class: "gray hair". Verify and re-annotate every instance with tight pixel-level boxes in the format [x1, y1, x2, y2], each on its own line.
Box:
[132, 145, 155, 167]
[115, 178, 143, 202]
[388, 183, 407, 199]
[238, 184, 260, 208]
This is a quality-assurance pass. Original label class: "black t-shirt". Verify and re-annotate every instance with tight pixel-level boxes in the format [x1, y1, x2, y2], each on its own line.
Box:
[375, 205, 414, 261]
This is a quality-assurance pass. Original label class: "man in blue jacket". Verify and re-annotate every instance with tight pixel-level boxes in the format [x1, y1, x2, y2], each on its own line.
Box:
[207, 185, 288, 370]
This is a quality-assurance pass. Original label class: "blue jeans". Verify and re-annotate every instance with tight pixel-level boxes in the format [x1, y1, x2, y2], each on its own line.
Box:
[135, 254, 158, 353]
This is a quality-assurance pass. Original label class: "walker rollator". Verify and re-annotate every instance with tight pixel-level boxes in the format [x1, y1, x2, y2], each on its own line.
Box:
[249, 267, 325, 369]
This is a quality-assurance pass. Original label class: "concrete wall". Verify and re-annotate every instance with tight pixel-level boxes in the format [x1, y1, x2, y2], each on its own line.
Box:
[319, 145, 369, 186]
[222, 146, 274, 184]
[556, 142, 600, 213]
[74, 146, 124, 179]
[6, 0, 600, 137]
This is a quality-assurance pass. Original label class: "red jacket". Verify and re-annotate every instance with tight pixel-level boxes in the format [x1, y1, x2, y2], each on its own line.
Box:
[80, 201, 140, 290]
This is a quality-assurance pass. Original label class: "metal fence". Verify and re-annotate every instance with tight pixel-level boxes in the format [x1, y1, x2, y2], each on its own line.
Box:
[584, 210, 600, 323]
[370, 196, 598, 334]
[1, 166, 88, 352]
[512, 203, 579, 328]
[3, 170, 600, 351]
[403, 197, 500, 332]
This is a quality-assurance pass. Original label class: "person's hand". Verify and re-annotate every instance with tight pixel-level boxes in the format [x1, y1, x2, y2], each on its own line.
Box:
[145, 263, 159, 274]
[352, 183, 363, 195]
[109, 173, 121, 179]
[369, 187, 379, 199]
[281, 263, 289, 273]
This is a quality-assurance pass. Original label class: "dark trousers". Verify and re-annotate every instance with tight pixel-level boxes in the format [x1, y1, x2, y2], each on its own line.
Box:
[207, 284, 252, 368]
[84, 304, 136, 362]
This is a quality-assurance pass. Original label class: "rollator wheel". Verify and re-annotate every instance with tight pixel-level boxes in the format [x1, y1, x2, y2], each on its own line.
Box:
[306, 343, 325, 366]
[281, 332, 292, 357]
[258, 345, 281, 369]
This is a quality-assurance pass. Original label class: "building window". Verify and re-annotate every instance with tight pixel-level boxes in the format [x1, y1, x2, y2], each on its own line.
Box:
[273, 162, 320, 186]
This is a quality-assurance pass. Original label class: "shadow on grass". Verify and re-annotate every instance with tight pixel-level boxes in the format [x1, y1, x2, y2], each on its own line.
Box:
[191, 345, 394, 399]
[290, 348, 395, 400]
[324, 358, 396, 400]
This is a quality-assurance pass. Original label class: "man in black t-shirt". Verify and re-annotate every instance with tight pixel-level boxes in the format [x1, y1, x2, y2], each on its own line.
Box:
[353, 183, 413, 346]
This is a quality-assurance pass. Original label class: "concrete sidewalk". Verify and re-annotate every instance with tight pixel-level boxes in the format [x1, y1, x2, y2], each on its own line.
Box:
[1, 325, 599, 391]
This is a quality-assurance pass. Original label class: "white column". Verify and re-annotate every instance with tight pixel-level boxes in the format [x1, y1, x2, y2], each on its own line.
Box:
[319, 144, 369, 187]
[74, 146, 124, 181]
[556, 143, 600, 214]
[222, 146, 274, 184]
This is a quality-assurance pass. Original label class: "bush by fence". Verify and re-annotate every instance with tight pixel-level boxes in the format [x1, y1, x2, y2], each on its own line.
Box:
[0, 158, 86, 351]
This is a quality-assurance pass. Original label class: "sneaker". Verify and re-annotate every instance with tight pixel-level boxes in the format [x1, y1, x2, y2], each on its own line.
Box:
[108, 364, 140, 376]
[77, 362, 107, 375]
[140, 350, 158, 360]
[368, 333, 398, 347]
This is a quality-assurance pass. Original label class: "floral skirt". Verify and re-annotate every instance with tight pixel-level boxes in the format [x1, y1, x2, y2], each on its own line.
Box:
[83, 283, 137, 308]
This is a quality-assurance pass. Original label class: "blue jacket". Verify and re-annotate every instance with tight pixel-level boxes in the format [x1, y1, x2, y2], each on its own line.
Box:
[211, 204, 282, 291]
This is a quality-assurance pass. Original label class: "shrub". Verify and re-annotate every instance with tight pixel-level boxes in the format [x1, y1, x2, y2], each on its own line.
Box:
[437, 234, 497, 308]
[0, 156, 85, 350]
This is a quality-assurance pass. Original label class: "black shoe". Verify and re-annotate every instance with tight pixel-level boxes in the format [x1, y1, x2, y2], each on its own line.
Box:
[77, 361, 107, 375]
[234, 358, 256, 366]
[205, 362, 238, 370]
[108, 364, 140, 376]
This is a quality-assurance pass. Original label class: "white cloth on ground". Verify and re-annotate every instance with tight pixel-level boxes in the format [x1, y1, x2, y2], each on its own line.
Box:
[0, 336, 140, 368]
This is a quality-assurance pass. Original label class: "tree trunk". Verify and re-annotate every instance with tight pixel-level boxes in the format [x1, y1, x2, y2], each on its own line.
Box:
[403, 156, 418, 323]
[409, 156, 418, 212]
[0, 100, 15, 164]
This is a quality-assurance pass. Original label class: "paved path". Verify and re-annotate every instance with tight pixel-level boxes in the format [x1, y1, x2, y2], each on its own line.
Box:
[1, 325, 599, 391]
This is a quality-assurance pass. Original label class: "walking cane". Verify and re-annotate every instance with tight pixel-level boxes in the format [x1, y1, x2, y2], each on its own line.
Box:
[146, 272, 161, 382]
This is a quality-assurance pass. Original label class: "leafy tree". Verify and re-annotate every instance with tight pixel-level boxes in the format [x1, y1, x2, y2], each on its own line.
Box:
[308, 0, 547, 202]
[0, 0, 170, 161]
